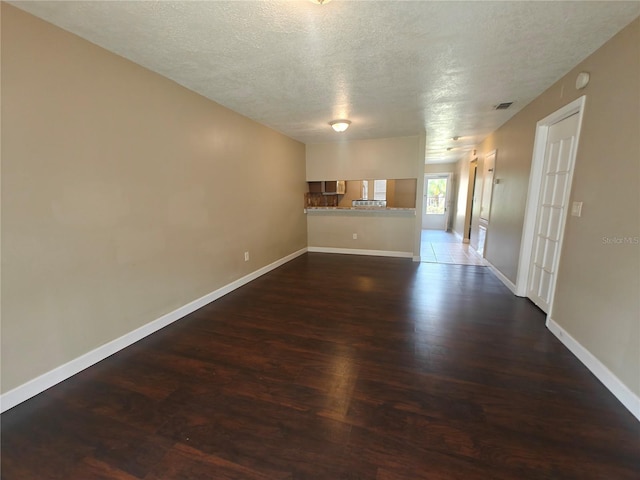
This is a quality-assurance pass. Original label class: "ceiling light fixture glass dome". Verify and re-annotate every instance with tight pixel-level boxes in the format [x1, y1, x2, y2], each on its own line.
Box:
[329, 119, 351, 132]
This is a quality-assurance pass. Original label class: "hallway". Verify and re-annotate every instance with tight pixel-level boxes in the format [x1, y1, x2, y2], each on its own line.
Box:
[420, 230, 484, 265]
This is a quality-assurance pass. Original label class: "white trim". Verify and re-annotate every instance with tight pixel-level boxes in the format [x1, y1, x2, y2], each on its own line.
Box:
[516, 96, 586, 297]
[422, 173, 453, 231]
[483, 258, 518, 295]
[414, 134, 428, 261]
[452, 229, 464, 243]
[0, 248, 308, 413]
[307, 246, 413, 258]
[547, 318, 640, 422]
[479, 149, 497, 225]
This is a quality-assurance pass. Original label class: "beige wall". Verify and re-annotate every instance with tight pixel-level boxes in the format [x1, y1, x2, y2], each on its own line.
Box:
[307, 213, 415, 253]
[337, 180, 363, 207]
[387, 179, 417, 208]
[306, 136, 424, 254]
[459, 17, 639, 396]
[551, 18, 639, 397]
[424, 162, 457, 174]
[306, 136, 422, 181]
[1, 5, 307, 393]
[453, 154, 475, 239]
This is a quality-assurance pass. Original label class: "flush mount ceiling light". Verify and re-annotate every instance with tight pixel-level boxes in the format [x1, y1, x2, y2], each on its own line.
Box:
[309, 0, 332, 4]
[329, 119, 351, 132]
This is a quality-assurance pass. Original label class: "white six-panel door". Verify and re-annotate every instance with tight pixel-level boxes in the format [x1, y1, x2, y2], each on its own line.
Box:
[528, 113, 580, 312]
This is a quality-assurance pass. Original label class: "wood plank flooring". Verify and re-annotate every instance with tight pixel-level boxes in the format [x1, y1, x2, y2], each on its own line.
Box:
[2, 253, 638, 479]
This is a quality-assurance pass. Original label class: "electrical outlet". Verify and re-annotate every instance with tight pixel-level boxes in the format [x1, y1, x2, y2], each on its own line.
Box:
[244, 251, 250, 261]
[352, 233, 358, 240]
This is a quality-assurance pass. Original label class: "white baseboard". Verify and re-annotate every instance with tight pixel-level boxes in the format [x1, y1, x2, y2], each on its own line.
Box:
[0, 248, 308, 413]
[546, 318, 640, 422]
[307, 246, 413, 258]
[483, 258, 517, 295]
[451, 228, 470, 244]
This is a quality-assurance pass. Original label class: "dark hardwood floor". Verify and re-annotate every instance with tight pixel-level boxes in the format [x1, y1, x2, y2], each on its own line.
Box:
[2, 253, 638, 479]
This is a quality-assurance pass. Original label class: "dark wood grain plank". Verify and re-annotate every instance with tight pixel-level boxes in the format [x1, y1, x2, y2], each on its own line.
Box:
[2, 253, 638, 479]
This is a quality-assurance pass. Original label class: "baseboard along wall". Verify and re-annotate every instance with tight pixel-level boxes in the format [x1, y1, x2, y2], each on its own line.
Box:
[484, 260, 638, 421]
[0, 248, 308, 413]
[483, 258, 518, 295]
[307, 246, 413, 258]
[546, 318, 640, 422]
[4, 246, 637, 425]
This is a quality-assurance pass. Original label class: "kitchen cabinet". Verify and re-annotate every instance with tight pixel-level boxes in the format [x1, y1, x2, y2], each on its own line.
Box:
[307, 181, 346, 195]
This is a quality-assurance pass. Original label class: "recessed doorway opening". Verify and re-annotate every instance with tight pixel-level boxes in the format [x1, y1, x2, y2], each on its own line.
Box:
[422, 174, 453, 231]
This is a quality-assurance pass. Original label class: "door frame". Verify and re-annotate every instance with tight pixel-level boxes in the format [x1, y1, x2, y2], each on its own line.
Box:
[515, 96, 586, 314]
[422, 173, 453, 230]
[479, 150, 497, 223]
[464, 159, 478, 243]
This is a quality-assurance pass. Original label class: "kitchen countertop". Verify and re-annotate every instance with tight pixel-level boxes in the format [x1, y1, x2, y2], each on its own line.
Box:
[305, 207, 416, 216]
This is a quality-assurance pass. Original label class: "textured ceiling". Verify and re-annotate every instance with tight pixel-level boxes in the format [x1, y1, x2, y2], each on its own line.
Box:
[10, 1, 640, 163]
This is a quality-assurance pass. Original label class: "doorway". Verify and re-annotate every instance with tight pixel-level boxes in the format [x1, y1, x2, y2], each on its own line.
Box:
[516, 96, 586, 317]
[466, 159, 478, 243]
[422, 174, 452, 230]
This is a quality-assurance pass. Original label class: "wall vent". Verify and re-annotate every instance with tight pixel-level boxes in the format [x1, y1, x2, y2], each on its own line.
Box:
[494, 102, 514, 110]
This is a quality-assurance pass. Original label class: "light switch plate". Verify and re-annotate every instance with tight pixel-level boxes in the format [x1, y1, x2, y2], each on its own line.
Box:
[571, 201, 583, 217]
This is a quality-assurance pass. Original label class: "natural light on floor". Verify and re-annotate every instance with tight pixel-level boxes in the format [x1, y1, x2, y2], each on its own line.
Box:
[420, 230, 484, 265]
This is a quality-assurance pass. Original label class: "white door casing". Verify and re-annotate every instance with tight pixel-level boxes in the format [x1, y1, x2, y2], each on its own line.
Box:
[480, 150, 497, 222]
[528, 113, 579, 312]
[422, 174, 451, 230]
[464, 160, 477, 242]
[516, 96, 586, 305]
[520, 98, 585, 315]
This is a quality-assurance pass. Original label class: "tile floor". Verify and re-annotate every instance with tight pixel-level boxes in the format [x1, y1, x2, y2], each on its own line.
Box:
[420, 229, 485, 265]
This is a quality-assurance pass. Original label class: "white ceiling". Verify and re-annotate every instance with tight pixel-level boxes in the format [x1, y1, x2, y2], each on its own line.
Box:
[10, 1, 640, 163]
